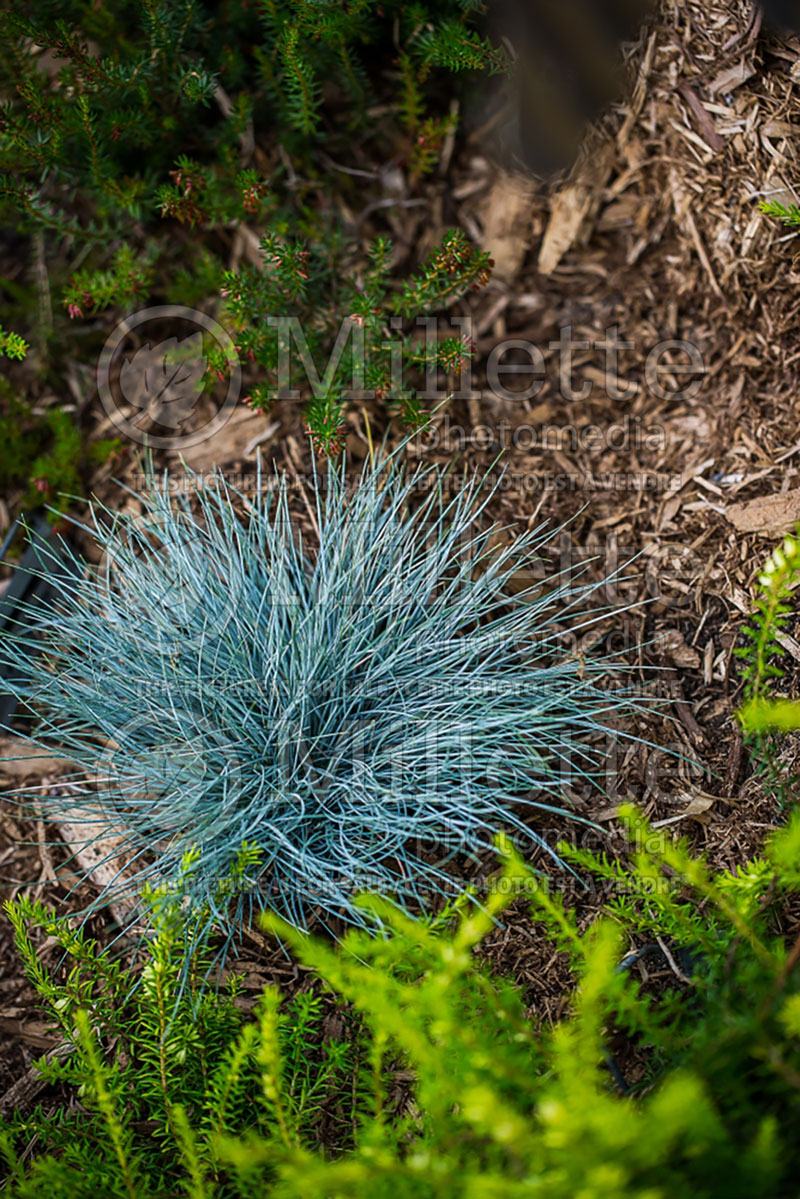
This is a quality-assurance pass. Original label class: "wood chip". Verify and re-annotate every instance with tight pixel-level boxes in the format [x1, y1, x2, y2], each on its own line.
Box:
[655, 629, 701, 669]
[56, 807, 138, 927]
[0, 737, 73, 782]
[651, 793, 716, 828]
[172, 407, 274, 473]
[678, 84, 726, 151]
[537, 144, 615, 274]
[708, 61, 756, 95]
[0, 1042, 73, 1116]
[479, 170, 535, 282]
[725, 488, 800, 534]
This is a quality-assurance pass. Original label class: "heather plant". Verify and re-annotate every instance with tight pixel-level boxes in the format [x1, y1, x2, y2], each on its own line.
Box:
[760, 198, 800, 228]
[219, 227, 493, 452]
[1, 2, 504, 452]
[0, 382, 121, 520]
[1, 1, 505, 232]
[1, 857, 364, 1198]
[1, 441, 646, 949]
[62, 244, 156, 321]
[0, 3, 506, 319]
[3, 809, 800, 1198]
[0, 0, 516, 473]
[0, 323, 28, 359]
[736, 530, 800, 800]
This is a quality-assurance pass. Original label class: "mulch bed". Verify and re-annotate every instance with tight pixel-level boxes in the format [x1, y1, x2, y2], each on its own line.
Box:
[3, 0, 800, 1130]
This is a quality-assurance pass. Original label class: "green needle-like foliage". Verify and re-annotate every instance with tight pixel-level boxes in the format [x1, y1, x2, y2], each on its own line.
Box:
[737, 530, 800, 799]
[0, 324, 28, 360]
[3, 810, 800, 1197]
[760, 198, 800, 228]
[1, 1, 507, 242]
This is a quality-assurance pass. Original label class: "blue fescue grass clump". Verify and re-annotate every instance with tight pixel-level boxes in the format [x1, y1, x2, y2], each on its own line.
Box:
[1, 445, 646, 943]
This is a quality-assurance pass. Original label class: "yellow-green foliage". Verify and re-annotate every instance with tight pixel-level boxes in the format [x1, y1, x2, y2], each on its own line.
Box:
[736, 530, 800, 805]
[0, 324, 28, 359]
[3, 809, 800, 1197]
[739, 531, 800, 734]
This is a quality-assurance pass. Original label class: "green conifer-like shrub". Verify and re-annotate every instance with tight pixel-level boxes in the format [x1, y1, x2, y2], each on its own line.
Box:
[2, 808, 800, 1198]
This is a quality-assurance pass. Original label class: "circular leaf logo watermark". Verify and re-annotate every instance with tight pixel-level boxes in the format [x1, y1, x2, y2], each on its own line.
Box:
[97, 305, 241, 449]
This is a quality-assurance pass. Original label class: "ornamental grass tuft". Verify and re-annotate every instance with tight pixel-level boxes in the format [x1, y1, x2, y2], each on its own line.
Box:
[1, 445, 647, 943]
